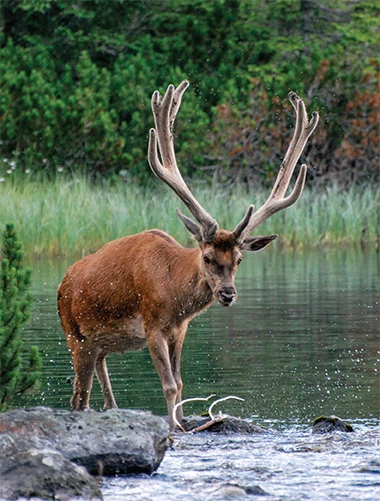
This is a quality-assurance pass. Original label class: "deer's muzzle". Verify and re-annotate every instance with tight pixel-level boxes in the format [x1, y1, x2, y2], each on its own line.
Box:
[217, 287, 237, 307]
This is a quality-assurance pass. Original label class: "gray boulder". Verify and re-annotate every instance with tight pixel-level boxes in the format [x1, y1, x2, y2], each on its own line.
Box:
[0, 407, 169, 500]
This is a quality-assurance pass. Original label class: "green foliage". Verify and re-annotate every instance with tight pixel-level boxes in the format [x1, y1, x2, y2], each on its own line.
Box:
[0, 0, 379, 184]
[0, 224, 42, 410]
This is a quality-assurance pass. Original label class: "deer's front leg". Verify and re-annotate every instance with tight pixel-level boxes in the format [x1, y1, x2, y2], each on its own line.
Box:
[95, 355, 118, 409]
[169, 325, 187, 423]
[147, 329, 179, 432]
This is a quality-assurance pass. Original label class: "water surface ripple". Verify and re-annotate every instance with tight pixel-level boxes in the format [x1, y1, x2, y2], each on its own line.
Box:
[103, 419, 380, 500]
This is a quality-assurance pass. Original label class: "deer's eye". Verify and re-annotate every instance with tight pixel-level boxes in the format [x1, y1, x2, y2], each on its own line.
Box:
[237, 257, 243, 266]
[203, 255, 211, 264]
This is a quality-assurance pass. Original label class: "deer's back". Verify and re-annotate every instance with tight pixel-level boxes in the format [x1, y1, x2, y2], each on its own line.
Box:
[57, 230, 199, 346]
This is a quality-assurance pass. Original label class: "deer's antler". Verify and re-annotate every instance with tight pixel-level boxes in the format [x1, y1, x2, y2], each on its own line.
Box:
[148, 81, 218, 242]
[233, 92, 319, 243]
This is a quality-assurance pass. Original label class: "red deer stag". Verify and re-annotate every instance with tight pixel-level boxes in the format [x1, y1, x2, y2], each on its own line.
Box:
[58, 81, 318, 431]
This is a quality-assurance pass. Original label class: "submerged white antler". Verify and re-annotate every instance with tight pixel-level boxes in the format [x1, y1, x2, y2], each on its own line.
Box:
[207, 395, 245, 420]
[172, 394, 244, 433]
[172, 394, 216, 432]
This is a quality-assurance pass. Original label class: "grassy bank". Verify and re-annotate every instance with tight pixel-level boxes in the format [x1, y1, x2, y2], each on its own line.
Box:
[1, 176, 378, 257]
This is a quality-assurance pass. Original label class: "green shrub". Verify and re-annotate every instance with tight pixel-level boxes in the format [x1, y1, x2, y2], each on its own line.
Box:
[0, 224, 42, 410]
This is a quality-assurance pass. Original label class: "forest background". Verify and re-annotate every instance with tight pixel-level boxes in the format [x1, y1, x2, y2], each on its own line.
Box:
[0, 0, 379, 254]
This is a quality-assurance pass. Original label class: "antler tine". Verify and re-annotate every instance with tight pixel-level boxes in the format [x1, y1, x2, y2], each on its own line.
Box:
[270, 93, 318, 200]
[148, 81, 218, 241]
[170, 80, 189, 123]
[233, 205, 254, 243]
[233, 93, 319, 241]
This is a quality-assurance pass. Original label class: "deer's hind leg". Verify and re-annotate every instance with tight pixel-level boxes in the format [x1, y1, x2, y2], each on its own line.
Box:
[65, 324, 98, 410]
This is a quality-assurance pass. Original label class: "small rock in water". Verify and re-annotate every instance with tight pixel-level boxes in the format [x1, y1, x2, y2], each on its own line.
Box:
[245, 485, 269, 496]
[215, 483, 269, 498]
[216, 484, 246, 498]
[312, 415, 354, 434]
[356, 459, 380, 474]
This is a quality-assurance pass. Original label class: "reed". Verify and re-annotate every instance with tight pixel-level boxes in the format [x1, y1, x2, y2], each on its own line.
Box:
[1, 176, 378, 257]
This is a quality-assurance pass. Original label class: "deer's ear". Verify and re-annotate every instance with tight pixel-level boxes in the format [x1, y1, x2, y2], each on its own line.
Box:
[239, 234, 278, 252]
[176, 209, 203, 242]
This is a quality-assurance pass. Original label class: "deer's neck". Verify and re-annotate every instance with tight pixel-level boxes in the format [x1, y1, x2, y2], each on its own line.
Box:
[175, 247, 214, 317]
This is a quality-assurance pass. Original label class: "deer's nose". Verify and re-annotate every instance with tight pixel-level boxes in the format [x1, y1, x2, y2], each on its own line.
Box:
[218, 288, 237, 306]
[220, 291, 234, 302]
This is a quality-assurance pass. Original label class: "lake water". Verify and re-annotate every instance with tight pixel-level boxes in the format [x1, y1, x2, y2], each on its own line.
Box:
[19, 247, 379, 500]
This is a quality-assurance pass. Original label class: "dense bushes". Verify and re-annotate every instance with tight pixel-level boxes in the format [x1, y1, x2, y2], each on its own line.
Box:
[0, 0, 378, 185]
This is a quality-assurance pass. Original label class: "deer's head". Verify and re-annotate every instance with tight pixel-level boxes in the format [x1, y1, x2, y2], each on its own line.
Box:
[176, 216, 277, 306]
[148, 81, 318, 307]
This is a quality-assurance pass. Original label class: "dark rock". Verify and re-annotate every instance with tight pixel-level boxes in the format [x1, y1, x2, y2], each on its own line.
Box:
[180, 414, 267, 434]
[312, 415, 354, 434]
[0, 407, 169, 500]
[356, 459, 380, 474]
[245, 484, 269, 496]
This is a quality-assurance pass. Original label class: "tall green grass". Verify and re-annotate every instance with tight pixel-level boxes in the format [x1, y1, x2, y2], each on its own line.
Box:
[1, 176, 378, 257]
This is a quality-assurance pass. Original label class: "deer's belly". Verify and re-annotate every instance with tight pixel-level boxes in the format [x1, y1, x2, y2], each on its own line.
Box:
[83, 316, 147, 353]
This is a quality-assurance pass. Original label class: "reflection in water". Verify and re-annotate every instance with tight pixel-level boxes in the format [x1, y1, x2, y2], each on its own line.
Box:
[19, 248, 379, 423]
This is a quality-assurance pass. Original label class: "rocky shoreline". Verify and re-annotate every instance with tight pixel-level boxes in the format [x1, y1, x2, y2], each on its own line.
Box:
[0, 408, 354, 500]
